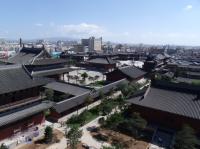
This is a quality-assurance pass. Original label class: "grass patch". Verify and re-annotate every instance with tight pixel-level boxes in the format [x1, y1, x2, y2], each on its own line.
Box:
[191, 80, 200, 86]
[66, 108, 99, 127]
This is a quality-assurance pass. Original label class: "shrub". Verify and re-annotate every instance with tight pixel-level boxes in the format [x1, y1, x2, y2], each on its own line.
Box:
[44, 89, 54, 101]
[101, 146, 115, 149]
[79, 110, 93, 124]
[67, 115, 81, 125]
[104, 112, 124, 129]
[67, 110, 98, 126]
[66, 125, 82, 149]
[44, 126, 53, 143]
[98, 117, 105, 125]
[0, 144, 8, 149]
[94, 133, 109, 142]
[174, 124, 199, 149]
[99, 100, 115, 116]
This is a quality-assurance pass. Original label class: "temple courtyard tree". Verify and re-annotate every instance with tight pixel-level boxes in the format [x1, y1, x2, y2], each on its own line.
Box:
[174, 124, 199, 149]
[66, 125, 82, 149]
[45, 89, 54, 101]
[44, 126, 53, 143]
[81, 72, 88, 81]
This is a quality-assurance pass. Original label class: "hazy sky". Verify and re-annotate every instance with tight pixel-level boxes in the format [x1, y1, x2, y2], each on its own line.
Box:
[0, 0, 200, 45]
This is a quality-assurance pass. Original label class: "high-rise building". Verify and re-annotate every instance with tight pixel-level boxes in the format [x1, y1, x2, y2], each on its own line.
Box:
[19, 38, 22, 47]
[81, 39, 89, 47]
[81, 37, 102, 52]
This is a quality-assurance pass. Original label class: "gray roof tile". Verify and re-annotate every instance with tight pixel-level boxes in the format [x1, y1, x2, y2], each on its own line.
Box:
[119, 66, 146, 79]
[44, 82, 91, 96]
[0, 65, 50, 94]
[0, 101, 53, 127]
[127, 87, 200, 120]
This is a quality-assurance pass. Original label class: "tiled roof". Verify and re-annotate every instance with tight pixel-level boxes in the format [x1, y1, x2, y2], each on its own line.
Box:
[32, 58, 67, 65]
[88, 57, 116, 65]
[44, 82, 91, 96]
[31, 67, 72, 77]
[53, 79, 127, 113]
[127, 87, 200, 120]
[0, 65, 50, 94]
[0, 101, 53, 127]
[119, 66, 146, 79]
[53, 92, 90, 113]
[7, 47, 50, 64]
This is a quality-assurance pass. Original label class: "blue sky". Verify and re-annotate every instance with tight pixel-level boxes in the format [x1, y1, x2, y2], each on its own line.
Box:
[0, 0, 200, 45]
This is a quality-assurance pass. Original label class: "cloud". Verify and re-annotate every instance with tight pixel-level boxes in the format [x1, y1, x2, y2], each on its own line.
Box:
[35, 23, 43, 27]
[185, 4, 193, 11]
[57, 23, 109, 38]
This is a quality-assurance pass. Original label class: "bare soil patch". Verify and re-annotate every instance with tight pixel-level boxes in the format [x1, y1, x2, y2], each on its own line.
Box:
[18, 129, 64, 149]
[91, 128, 149, 149]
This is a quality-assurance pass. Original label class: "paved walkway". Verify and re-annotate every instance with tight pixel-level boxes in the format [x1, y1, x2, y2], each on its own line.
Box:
[80, 116, 110, 149]
[64, 68, 105, 85]
[14, 91, 121, 149]
[148, 144, 165, 149]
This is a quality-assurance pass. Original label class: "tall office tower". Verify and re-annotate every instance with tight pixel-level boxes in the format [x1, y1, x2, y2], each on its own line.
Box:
[81, 37, 102, 52]
[19, 38, 22, 47]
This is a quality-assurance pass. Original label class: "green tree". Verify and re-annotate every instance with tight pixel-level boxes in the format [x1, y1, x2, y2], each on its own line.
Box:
[118, 83, 138, 98]
[131, 112, 147, 130]
[84, 96, 93, 110]
[45, 89, 54, 101]
[101, 146, 115, 149]
[74, 75, 79, 84]
[105, 112, 124, 129]
[99, 100, 113, 116]
[174, 124, 199, 149]
[44, 126, 53, 143]
[66, 125, 82, 149]
[108, 87, 115, 96]
[120, 112, 147, 138]
[99, 90, 105, 100]
[0, 144, 8, 149]
[44, 109, 51, 117]
[81, 72, 88, 80]
[116, 94, 126, 110]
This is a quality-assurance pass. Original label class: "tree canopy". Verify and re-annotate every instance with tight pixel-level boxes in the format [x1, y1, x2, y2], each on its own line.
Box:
[44, 89, 54, 101]
[66, 125, 82, 149]
[118, 83, 138, 98]
[174, 124, 199, 149]
[44, 126, 53, 143]
[0, 144, 8, 149]
[81, 72, 88, 80]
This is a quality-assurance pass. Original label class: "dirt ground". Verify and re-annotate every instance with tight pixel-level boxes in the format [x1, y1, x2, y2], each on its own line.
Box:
[18, 129, 64, 149]
[91, 128, 149, 149]
[66, 143, 92, 149]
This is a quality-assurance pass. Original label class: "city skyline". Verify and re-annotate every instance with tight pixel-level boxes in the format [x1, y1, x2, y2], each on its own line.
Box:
[0, 0, 200, 46]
